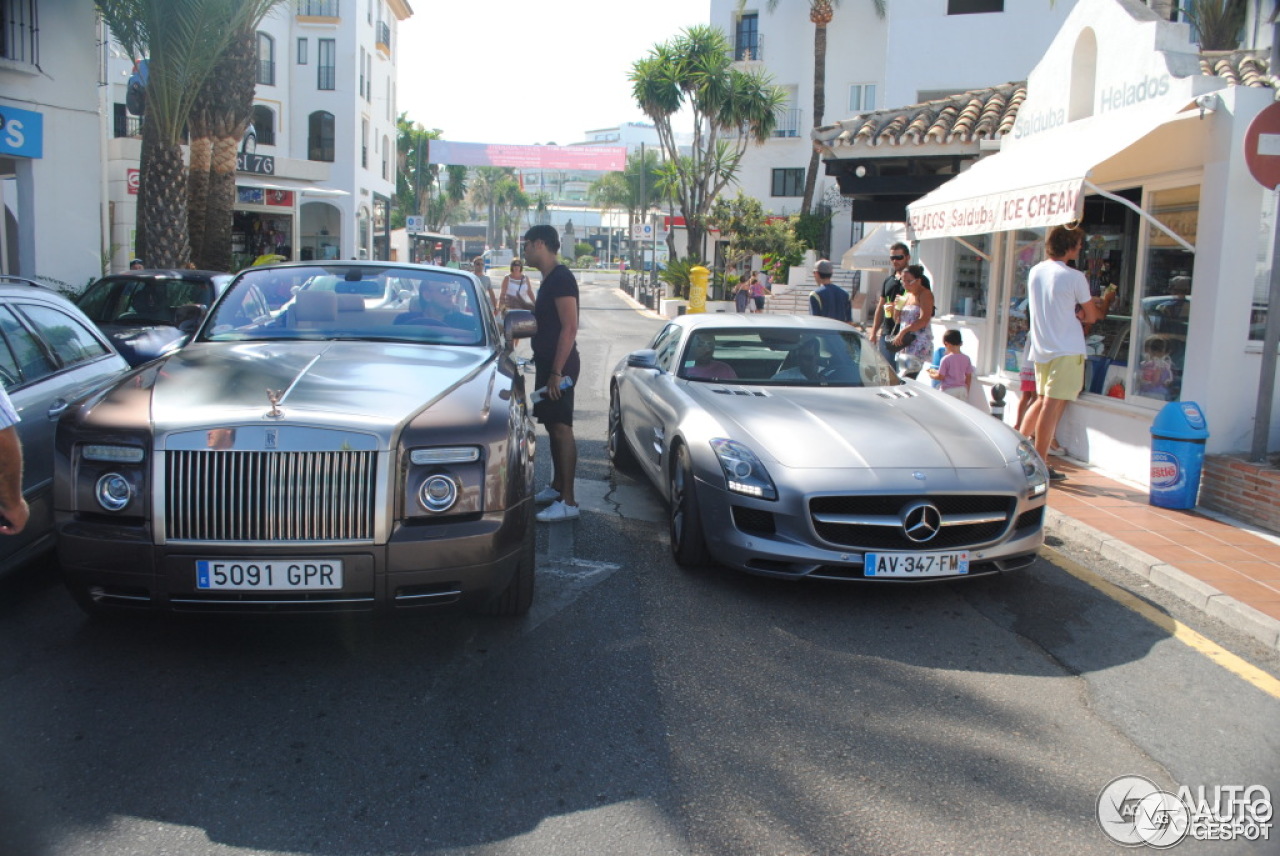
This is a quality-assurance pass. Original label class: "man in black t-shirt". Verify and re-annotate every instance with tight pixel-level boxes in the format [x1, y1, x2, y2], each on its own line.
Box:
[524, 225, 581, 523]
[870, 241, 910, 364]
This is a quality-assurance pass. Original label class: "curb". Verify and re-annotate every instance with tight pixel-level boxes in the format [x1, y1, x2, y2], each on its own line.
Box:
[611, 283, 667, 321]
[1046, 508, 1280, 653]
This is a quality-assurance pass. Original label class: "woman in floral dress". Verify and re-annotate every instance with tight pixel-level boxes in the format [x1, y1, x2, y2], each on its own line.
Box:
[892, 265, 935, 377]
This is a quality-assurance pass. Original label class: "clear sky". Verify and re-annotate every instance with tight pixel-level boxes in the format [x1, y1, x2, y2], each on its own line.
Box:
[396, 1, 711, 147]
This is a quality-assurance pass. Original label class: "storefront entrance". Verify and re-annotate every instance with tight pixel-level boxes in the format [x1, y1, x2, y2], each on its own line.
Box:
[300, 201, 343, 261]
[233, 185, 296, 271]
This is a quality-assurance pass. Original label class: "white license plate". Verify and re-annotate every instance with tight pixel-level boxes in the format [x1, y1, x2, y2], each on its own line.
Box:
[864, 551, 969, 578]
[196, 560, 343, 591]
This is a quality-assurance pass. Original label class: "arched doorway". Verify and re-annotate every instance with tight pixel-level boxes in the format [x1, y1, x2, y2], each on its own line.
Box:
[300, 201, 342, 261]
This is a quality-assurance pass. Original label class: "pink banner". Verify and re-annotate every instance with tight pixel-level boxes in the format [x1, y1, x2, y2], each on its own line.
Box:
[429, 140, 627, 171]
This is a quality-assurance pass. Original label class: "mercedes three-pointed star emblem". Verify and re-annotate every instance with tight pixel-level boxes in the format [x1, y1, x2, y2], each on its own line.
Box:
[901, 501, 942, 543]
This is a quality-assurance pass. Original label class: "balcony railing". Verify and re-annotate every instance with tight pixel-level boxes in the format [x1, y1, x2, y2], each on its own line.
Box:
[297, 0, 339, 16]
[732, 34, 763, 62]
[376, 21, 391, 51]
[318, 65, 336, 90]
[1, 0, 38, 66]
[772, 107, 804, 138]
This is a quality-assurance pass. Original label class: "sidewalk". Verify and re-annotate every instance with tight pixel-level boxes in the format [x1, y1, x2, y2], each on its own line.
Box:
[1045, 458, 1280, 653]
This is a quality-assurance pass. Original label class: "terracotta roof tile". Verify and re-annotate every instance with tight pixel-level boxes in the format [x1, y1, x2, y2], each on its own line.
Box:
[816, 52, 1272, 156]
[817, 82, 1027, 152]
[1200, 50, 1271, 88]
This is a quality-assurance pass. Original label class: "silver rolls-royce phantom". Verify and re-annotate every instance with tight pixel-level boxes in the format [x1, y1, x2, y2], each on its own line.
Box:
[55, 261, 538, 616]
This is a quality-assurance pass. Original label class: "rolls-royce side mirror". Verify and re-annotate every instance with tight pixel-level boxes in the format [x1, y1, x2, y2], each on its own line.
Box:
[504, 309, 537, 341]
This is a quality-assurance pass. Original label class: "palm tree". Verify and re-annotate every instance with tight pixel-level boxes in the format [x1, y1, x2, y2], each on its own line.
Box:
[495, 177, 530, 250]
[631, 25, 786, 260]
[468, 166, 516, 253]
[97, 0, 258, 268]
[188, 0, 284, 272]
[396, 115, 441, 224]
[589, 171, 630, 265]
[757, 0, 886, 215]
[425, 165, 468, 233]
[1179, 0, 1249, 50]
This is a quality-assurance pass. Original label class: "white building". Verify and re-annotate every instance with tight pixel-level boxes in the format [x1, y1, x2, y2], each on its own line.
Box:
[710, 0, 1077, 261]
[821, 0, 1278, 487]
[1, 0, 104, 289]
[576, 122, 661, 153]
[104, 0, 411, 272]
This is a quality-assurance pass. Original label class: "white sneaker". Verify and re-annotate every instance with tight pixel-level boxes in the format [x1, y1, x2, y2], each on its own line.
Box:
[533, 486, 561, 504]
[536, 500, 580, 523]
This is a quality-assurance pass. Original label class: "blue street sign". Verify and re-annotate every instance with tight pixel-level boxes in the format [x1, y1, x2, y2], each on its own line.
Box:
[0, 104, 43, 158]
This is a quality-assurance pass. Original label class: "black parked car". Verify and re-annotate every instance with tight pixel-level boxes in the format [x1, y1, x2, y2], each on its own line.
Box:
[0, 276, 130, 577]
[77, 270, 232, 366]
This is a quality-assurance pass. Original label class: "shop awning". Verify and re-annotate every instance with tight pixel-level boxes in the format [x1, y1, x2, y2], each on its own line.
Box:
[841, 222, 907, 270]
[906, 107, 1198, 241]
[235, 175, 350, 198]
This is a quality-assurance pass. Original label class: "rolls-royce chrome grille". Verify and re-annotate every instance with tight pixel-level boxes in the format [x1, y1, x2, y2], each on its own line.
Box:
[165, 450, 378, 542]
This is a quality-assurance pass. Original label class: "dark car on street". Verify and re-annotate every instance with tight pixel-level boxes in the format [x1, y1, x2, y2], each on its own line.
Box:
[76, 270, 232, 366]
[55, 261, 538, 617]
[0, 276, 130, 578]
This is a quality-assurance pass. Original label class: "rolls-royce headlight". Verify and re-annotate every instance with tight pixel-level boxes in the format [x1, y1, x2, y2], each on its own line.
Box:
[1017, 440, 1049, 497]
[83, 445, 145, 463]
[710, 438, 777, 501]
[411, 447, 480, 465]
[95, 473, 133, 511]
[418, 474, 459, 512]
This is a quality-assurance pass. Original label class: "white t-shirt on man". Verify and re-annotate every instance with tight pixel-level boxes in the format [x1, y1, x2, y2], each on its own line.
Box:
[1027, 259, 1092, 363]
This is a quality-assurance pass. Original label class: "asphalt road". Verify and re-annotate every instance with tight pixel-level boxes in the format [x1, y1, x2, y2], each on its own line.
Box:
[0, 276, 1276, 856]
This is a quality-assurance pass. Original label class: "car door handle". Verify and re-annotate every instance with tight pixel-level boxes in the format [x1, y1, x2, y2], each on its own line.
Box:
[48, 399, 70, 420]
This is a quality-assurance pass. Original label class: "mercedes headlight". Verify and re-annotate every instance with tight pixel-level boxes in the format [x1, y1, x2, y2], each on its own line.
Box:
[710, 438, 777, 501]
[1017, 439, 1048, 497]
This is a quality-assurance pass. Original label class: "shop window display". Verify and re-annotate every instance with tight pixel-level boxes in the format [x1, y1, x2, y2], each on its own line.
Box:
[1080, 224, 1135, 397]
[950, 234, 990, 318]
[1002, 230, 1044, 372]
[1133, 185, 1198, 402]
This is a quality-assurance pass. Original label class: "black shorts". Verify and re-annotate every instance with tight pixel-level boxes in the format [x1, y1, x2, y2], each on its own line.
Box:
[533, 364, 576, 426]
[753, 296, 765, 310]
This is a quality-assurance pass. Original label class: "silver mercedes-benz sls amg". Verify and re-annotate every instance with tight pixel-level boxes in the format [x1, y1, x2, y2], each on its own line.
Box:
[609, 314, 1047, 581]
[55, 261, 538, 616]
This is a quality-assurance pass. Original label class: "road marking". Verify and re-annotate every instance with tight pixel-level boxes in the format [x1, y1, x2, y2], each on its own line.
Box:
[1043, 546, 1280, 700]
[525, 557, 621, 633]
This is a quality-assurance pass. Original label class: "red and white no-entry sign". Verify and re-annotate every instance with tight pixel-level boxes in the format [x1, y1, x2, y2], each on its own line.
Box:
[1245, 101, 1280, 190]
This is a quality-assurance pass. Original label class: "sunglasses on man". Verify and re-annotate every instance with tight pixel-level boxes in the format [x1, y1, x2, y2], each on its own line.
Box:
[890, 255, 906, 261]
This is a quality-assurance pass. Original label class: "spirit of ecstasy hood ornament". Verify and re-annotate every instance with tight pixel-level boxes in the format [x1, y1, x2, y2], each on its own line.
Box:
[266, 388, 284, 419]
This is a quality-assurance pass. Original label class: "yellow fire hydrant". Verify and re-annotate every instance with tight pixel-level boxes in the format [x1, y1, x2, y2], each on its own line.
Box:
[688, 265, 710, 314]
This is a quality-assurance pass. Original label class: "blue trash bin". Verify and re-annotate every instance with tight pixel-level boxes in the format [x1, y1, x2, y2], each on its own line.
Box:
[1149, 401, 1209, 509]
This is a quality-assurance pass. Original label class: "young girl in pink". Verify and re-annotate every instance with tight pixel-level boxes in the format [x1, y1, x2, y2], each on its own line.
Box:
[927, 329, 973, 401]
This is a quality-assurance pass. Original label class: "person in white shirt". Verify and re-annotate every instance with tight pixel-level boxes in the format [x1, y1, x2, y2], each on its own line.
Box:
[1021, 225, 1102, 482]
[472, 256, 496, 309]
[498, 260, 536, 314]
